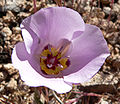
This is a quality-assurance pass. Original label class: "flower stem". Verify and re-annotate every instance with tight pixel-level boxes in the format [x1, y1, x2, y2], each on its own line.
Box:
[107, 0, 114, 22]
[45, 87, 49, 102]
[34, 88, 42, 104]
[106, 0, 114, 33]
[52, 90, 64, 104]
[63, 0, 66, 6]
[72, 0, 74, 5]
[33, 0, 37, 13]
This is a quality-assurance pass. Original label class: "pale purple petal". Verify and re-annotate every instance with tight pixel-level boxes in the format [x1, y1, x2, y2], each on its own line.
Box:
[20, 24, 41, 54]
[12, 42, 72, 93]
[63, 24, 110, 83]
[21, 7, 85, 47]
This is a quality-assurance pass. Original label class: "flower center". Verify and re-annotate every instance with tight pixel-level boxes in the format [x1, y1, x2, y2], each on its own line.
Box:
[40, 44, 70, 75]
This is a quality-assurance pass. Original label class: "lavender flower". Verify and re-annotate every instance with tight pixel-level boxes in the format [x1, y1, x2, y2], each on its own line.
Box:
[12, 7, 110, 93]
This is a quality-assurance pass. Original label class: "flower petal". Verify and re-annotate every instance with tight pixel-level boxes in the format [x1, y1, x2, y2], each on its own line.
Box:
[21, 7, 85, 47]
[63, 24, 110, 83]
[20, 24, 40, 54]
[12, 42, 72, 93]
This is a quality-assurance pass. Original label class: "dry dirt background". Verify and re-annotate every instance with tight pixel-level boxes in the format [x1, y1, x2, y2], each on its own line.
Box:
[0, 0, 120, 104]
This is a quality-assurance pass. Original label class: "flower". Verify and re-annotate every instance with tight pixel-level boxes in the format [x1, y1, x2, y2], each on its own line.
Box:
[12, 7, 110, 93]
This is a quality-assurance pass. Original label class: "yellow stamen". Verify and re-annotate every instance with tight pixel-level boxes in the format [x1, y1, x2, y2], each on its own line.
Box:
[40, 45, 70, 75]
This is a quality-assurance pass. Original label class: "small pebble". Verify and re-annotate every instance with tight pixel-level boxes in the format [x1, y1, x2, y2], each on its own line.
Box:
[6, 78, 17, 90]
[2, 27, 12, 37]
[12, 27, 21, 34]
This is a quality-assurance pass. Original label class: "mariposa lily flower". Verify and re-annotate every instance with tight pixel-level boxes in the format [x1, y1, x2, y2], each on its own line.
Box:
[12, 7, 110, 93]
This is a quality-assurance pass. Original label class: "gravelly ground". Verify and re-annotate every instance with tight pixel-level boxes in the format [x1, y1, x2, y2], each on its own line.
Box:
[0, 0, 120, 104]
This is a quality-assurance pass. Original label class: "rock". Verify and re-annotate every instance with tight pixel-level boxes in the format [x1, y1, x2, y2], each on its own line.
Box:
[114, 47, 120, 54]
[97, 11, 105, 19]
[89, 17, 99, 25]
[24, 2, 32, 11]
[118, 0, 120, 4]
[2, 0, 25, 12]
[0, 84, 5, 92]
[3, 11, 15, 23]
[0, 72, 4, 82]
[12, 27, 21, 34]
[112, 59, 120, 68]
[0, 31, 7, 38]
[103, 7, 111, 15]
[17, 12, 31, 18]
[3, 64, 18, 75]
[100, 98, 109, 104]
[106, 32, 119, 45]
[0, 22, 3, 30]
[118, 34, 120, 44]
[115, 44, 120, 49]
[0, 46, 3, 53]
[84, 6, 91, 12]
[12, 74, 19, 80]
[6, 78, 17, 90]
[12, 34, 23, 43]
[2, 27, 12, 37]
[100, 19, 108, 30]
[0, 71, 7, 82]
[0, 64, 2, 69]
[108, 44, 113, 52]
[113, 3, 120, 13]
[5, 4, 21, 12]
